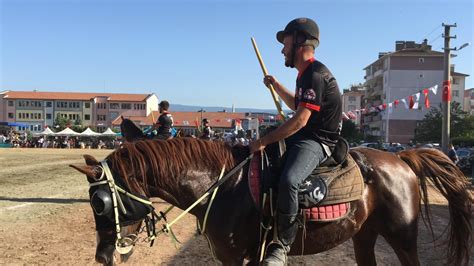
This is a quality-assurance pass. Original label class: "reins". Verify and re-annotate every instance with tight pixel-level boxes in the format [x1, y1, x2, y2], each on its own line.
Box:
[90, 153, 253, 255]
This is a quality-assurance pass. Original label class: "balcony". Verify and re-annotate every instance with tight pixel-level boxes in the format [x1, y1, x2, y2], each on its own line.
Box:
[374, 69, 383, 78]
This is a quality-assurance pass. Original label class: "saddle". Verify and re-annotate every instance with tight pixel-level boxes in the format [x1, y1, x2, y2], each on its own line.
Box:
[248, 137, 365, 222]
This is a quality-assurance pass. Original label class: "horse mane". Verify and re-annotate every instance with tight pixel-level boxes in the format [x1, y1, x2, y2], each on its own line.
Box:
[106, 138, 241, 195]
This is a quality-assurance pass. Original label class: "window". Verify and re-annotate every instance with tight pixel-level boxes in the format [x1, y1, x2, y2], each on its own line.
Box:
[84, 102, 91, 108]
[84, 114, 91, 120]
[8, 113, 14, 119]
[348, 105, 356, 111]
[121, 103, 131, 109]
[46, 113, 52, 119]
[348, 96, 356, 102]
[56, 101, 68, 108]
[8, 101, 13, 107]
[133, 103, 146, 110]
[419, 74, 424, 78]
[46, 102, 52, 108]
[452, 78, 459, 85]
[31, 101, 42, 107]
[453, 90, 459, 97]
[419, 58, 424, 63]
[97, 115, 106, 121]
[110, 103, 120, 109]
[68, 102, 79, 109]
[97, 103, 107, 109]
[110, 112, 119, 120]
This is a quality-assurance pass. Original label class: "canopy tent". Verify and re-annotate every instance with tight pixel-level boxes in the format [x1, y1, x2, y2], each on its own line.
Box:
[55, 127, 80, 136]
[80, 127, 101, 137]
[34, 127, 56, 136]
[102, 128, 117, 137]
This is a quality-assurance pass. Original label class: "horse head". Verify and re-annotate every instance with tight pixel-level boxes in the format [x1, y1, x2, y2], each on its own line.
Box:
[70, 154, 151, 265]
[120, 117, 145, 142]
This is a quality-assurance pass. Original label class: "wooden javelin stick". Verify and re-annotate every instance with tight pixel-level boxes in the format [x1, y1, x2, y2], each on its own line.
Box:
[251, 37, 286, 156]
[251, 37, 286, 121]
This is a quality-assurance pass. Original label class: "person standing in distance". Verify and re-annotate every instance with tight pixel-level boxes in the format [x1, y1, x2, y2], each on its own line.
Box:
[249, 18, 342, 265]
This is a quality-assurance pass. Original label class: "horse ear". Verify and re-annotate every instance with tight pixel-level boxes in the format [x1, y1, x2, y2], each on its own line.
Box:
[120, 118, 145, 142]
[83, 154, 99, 166]
[70, 163, 103, 181]
[70, 164, 96, 178]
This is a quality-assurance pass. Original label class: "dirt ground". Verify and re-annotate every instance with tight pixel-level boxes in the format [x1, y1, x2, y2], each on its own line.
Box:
[0, 148, 472, 265]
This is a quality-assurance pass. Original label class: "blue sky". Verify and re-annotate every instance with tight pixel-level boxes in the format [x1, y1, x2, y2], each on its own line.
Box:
[1, 0, 472, 109]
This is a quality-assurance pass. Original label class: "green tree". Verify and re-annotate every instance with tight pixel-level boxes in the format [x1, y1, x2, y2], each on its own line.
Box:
[54, 116, 70, 131]
[341, 120, 363, 144]
[414, 102, 471, 143]
[72, 117, 84, 133]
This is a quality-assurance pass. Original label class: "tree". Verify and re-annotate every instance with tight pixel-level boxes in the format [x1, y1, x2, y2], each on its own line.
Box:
[341, 120, 363, 144]
[414, 102, 472, 144]
[53, 116, 70, 131]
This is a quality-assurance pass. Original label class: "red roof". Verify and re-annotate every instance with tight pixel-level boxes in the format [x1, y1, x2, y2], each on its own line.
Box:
[113, 111, 247, 128]
[1, 90, 152, 102]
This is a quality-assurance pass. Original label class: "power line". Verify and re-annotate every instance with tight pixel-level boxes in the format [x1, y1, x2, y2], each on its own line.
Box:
[429, 34, 442, 45]
[419, 24, 442, 43]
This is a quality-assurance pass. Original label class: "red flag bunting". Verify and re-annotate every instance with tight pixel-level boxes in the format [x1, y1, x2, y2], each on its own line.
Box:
[394, 99, 399, 107]
[423, 89, 430, 108]
[409, 96, 414, 109]
[382, 103, 387, 110]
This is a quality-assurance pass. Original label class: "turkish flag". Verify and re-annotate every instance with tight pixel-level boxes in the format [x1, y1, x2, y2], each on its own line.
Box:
[442, 80, 451, 102]
[423, 89, 430, 108]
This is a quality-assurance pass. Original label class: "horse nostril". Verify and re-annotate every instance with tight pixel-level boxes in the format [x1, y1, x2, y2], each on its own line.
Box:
[95, 253, 109, 264]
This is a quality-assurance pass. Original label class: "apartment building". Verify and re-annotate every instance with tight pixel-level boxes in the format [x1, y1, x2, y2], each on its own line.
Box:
[342, 84, 365, 126]
[464, 88, 474, 115]
[0, 90, 158, 132]
[362, 40, 468, 143]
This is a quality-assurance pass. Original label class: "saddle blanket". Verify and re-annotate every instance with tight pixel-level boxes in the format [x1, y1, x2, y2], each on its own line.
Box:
[248, 152, 363, 222]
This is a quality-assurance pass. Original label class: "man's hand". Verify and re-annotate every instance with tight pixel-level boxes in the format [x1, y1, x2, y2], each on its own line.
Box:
[263, 75, 279, 89]
[249, 139, 266, 154]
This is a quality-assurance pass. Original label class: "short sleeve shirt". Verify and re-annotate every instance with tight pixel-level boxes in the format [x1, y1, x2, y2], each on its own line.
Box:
[294, 58, 342, 147]
[156, 112, 173, 138]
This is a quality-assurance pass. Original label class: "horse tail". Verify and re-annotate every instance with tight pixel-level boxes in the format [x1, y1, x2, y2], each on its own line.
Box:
[398, 148, 472, 266]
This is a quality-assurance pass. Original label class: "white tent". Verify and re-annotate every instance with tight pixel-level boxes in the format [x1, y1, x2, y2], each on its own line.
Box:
[55, 127, 80, 136]
[80, 127, 101, 137]
[102, 128, 117, 137]
[35, 127, 56, 136]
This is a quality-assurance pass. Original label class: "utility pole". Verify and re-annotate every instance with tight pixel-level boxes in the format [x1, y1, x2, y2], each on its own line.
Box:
[441, 23, 456, 153]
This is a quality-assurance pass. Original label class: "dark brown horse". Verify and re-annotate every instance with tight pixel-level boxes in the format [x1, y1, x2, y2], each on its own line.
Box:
[71, 137, 472, 265]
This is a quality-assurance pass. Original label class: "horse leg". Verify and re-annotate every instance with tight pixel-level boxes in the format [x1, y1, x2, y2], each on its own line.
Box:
[380, 219, 420, 266]
[352, 219, 379, 266]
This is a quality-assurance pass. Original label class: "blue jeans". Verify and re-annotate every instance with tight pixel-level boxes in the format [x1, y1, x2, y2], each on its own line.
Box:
[278, 138, 326, 216]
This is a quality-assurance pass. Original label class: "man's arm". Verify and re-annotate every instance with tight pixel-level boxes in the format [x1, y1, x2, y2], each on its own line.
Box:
[264, 75, 296, 111]
[250, 105, 312, 152]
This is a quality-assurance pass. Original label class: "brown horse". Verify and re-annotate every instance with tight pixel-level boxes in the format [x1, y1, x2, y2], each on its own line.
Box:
[71, 137, 472, 265]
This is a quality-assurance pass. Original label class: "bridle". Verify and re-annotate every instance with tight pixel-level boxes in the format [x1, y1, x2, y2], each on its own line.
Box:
[88, 154, 254, 255]
[89, 160, 160, 254]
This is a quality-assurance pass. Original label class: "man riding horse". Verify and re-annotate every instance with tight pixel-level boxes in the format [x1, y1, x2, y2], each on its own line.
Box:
[150, 100, 174, 140]
[249, 17, 342, 265]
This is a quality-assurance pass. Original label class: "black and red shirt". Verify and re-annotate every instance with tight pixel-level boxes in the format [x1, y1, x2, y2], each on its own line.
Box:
[156, 112, 173, 139]
[294, 58, 342, 147]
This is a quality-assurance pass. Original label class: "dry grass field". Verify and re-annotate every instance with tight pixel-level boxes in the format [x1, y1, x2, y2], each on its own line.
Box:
[0, 148, 472, 265]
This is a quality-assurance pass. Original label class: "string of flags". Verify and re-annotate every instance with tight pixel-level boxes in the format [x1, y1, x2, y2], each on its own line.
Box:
[172, 117, 279, 126]
[342, 84, 439, 121]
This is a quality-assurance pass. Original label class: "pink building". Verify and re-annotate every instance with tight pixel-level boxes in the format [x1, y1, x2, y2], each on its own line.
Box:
[0, 90, 158, 132]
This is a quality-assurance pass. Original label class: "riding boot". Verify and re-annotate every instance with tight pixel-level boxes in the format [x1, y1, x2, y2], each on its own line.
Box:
[263, 213, 299, 266]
